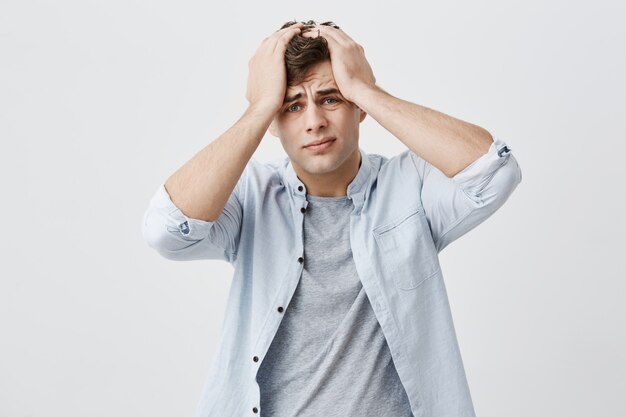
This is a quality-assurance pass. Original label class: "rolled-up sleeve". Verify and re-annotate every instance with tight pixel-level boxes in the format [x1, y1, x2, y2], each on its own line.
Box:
[411, 134, 522, 253]
[142, 175, 245, 263]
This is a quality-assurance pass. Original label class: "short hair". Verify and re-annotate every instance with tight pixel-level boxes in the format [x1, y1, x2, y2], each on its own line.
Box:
[279, 20, 341, 86]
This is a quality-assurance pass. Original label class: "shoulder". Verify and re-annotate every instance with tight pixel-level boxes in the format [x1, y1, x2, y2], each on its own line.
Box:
[239, 155, 285, 190]
[371, 149, 421, 183]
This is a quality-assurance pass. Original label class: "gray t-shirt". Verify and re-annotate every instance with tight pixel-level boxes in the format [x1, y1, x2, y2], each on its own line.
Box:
[256, 193, 414, 417]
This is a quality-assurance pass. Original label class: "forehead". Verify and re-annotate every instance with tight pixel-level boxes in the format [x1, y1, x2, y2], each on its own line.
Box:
[286, 61, 337, 94]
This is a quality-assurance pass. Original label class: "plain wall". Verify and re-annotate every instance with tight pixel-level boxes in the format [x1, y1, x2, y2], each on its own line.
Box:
[1, 0, 625, 416]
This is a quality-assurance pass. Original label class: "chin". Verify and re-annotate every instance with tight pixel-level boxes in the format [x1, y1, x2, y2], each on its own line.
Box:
[296, 157, 338, 175]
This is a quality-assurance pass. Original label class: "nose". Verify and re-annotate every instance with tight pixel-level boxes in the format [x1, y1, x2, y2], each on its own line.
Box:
[305, 103, 327, 133]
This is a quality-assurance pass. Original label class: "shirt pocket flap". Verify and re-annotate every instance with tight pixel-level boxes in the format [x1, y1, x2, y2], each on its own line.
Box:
[372, 206, 440, 290]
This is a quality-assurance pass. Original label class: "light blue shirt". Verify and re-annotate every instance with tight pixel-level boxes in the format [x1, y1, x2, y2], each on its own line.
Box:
[142, 134, 522, 417]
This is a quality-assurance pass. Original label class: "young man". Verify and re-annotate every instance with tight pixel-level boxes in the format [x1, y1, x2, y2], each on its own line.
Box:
[142, 20, 522, 417]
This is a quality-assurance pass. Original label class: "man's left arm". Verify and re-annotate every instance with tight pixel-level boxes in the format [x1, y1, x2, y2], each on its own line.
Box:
[354, 87, 522, 252]
[310, 25, 522, 252]
[354, 86, 495, 178]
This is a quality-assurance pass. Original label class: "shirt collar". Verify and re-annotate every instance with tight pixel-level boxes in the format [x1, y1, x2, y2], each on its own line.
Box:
[281, 147, 372, 209]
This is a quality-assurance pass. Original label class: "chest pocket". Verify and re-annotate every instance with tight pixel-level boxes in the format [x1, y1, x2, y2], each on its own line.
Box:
[372, 206, 439, 290]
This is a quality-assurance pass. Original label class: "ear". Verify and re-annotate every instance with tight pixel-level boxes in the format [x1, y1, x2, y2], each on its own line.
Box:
[358, 108, 367, 123]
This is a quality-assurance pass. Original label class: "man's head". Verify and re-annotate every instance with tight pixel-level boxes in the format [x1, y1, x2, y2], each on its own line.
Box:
[268, 20, 367, 184]
[282, 20, 335, 87]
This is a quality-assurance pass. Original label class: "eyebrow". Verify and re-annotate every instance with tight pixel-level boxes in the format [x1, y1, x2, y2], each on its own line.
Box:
[283, 88, 341, 105]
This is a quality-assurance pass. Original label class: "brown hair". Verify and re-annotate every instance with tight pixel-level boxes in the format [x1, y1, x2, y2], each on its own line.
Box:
[279, 20, 341, 86]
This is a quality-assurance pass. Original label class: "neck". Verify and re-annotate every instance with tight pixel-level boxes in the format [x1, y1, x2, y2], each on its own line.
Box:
[294, 149, 362, 197]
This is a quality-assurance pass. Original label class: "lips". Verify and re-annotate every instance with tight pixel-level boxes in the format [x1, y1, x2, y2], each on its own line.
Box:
[304, 137, 335, 148]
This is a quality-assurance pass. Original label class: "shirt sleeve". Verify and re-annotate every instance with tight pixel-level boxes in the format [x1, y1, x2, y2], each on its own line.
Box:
[411, 133, 522, 253]
[141, 172, 246, 263]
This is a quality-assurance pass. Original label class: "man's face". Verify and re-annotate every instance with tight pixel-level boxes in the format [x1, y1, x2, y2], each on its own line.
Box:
[269, 59, 367, 178]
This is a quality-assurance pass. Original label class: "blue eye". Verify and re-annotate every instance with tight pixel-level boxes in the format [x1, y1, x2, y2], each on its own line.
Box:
[285, 97, 340, 113]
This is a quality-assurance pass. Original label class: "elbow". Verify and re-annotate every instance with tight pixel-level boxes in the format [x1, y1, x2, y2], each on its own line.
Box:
[142, 208, 218, 261]
[142, 210, 172, 258]
[476, 153, 522, 208]
[142, 209, 189, 260]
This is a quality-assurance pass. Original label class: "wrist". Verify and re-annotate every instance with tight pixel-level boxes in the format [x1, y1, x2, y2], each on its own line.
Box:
[350, 84, 387, 113]
[246, 102, 279, 119]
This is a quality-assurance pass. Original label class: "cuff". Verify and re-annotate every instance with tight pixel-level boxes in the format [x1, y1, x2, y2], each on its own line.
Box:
[149, 183, 215, 240]
[452, 134, 513, 196]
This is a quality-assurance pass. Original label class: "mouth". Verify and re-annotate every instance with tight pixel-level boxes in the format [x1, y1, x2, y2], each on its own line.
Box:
[304, 137, 336, 151]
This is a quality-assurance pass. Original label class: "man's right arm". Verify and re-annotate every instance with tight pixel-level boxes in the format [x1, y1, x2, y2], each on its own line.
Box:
[142, 23, 305, 262]
[164, 105, 274, 222]
[161, 22, 306, 222]
[141, 105, 274, 262]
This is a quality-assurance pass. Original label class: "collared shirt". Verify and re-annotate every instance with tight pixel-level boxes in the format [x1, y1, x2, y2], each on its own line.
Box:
[142, 135, 522, 417]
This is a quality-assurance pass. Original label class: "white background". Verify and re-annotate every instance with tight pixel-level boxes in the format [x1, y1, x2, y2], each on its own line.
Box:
[1, 0, 625, 416]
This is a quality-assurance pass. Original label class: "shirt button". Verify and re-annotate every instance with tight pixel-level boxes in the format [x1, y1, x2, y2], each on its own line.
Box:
[298, 256, 304, 263]
[179, 221, 190, 235]
[253, 356, 259, 362]
[300, 207, 306, 213]
[253, 406, 259, 413]
[497, 145, 511, 157]
[277, 306, 284, 313]
[298, 185, 303, 191]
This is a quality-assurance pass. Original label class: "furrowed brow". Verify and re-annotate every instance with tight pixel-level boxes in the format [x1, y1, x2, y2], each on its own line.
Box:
[283, 92, 302, 105]
[316, 88, 340, 98]
[283, 88, 341, 104]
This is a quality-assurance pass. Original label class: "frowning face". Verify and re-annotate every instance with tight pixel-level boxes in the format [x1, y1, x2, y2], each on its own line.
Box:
[269, 59, 367, 179]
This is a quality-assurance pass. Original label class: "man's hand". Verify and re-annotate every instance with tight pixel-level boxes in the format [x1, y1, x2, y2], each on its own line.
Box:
[245, 23, 305, 113]
[301, 25, 377, 104]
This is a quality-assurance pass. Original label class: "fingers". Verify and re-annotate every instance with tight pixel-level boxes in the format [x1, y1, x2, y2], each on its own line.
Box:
[326, 25, 358, 45]
[250, 24, 303, 67]
[303, 24, 353, 48]
[265, 22, 303, 44]
[276, 21, 306, 32]
[272, 24, 304, 53]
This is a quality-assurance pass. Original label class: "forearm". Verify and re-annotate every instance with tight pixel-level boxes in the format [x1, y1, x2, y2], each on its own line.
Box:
[164, 104, 275, 222]
[353, 85, 494, 178]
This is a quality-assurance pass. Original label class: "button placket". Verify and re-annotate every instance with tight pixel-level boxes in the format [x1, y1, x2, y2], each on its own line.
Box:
[252, 351, 261, 413]
[295, 182, 306, 197]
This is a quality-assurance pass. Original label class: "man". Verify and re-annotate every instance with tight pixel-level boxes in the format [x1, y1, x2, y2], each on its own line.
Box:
[142, 19, 522, 417]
